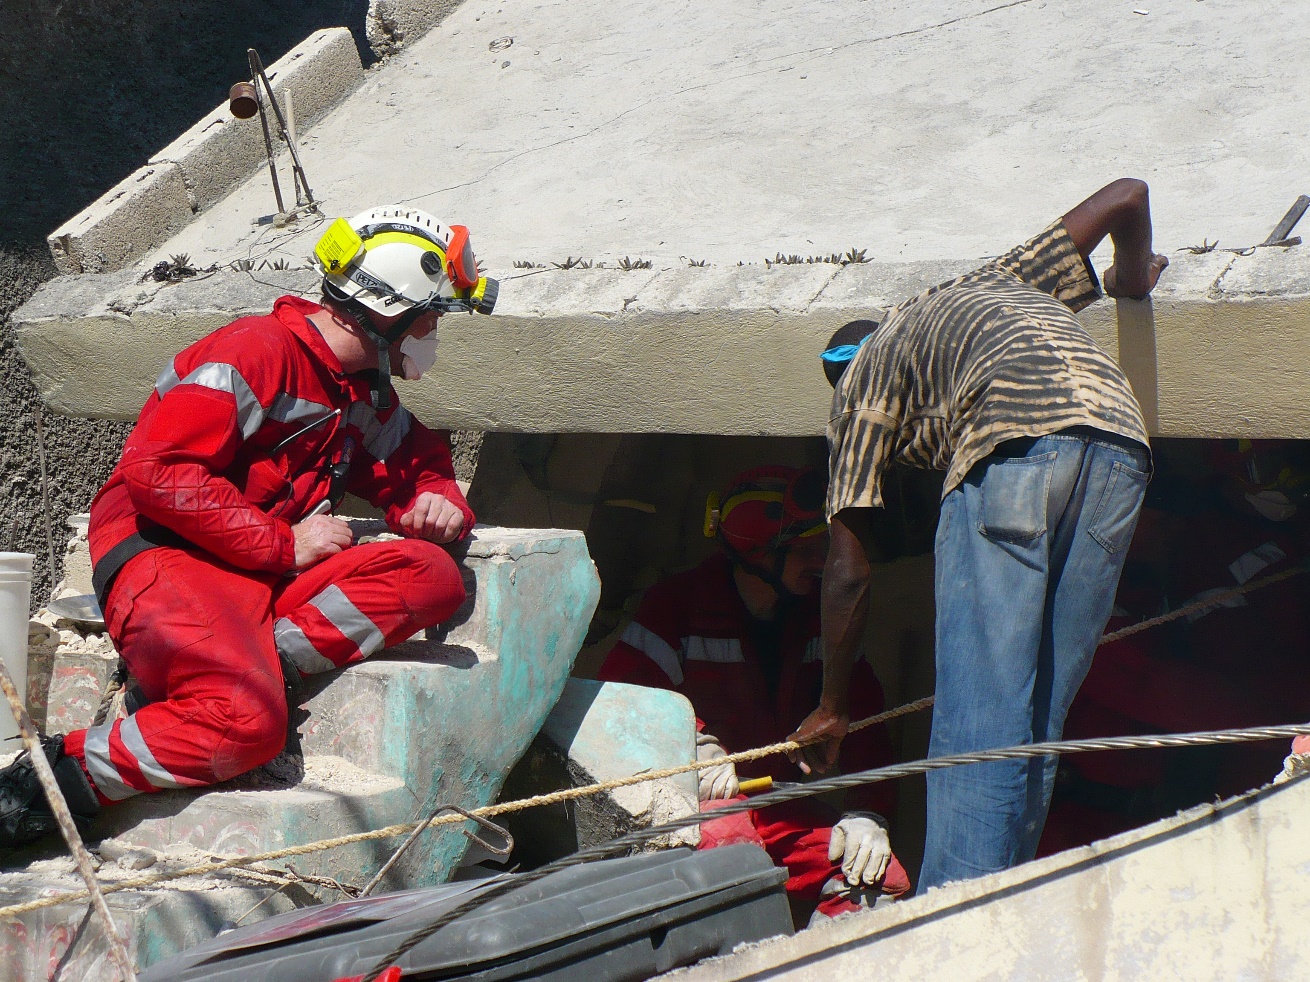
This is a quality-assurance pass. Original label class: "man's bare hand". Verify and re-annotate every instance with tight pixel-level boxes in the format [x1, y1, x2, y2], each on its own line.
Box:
[400, 492, 465, 544]
[1103, 253, 1169, 300]
[294, 515, 354, 569]
[787, 705, 850, 776]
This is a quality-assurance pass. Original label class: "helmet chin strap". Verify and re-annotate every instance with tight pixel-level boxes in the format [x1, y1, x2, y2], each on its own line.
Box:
[326, 285, 425, 410]
[719, 536, 802, 605]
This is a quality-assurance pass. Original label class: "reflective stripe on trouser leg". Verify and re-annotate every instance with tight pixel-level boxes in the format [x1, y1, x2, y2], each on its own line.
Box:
[117, 715, 194, 790]
[274, 583, 387, 673]
[82, 715, 201, 800]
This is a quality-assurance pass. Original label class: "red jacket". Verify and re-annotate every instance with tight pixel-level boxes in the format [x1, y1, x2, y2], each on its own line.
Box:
[598, 553, 895, 815]
[89, 296, 474, 577]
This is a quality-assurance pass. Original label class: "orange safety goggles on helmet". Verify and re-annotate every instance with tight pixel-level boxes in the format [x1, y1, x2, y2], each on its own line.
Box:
[704, 466, 827, 556]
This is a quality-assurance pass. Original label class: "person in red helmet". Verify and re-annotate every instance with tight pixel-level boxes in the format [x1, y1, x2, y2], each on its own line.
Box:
[1, 207, 498, 848]
[598, 466, 911, 921]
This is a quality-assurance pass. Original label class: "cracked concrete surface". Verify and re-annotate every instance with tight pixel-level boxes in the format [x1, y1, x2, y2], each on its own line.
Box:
[122, 0, 1310, 271]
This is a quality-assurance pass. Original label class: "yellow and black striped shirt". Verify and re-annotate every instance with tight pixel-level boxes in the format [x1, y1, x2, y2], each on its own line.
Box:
[827, 220, 1149, 517]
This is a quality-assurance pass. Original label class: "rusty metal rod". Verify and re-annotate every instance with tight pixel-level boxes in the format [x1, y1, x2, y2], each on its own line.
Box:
[247, 49, 287, 216]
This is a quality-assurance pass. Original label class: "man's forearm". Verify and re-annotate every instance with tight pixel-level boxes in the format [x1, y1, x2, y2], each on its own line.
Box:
[1061, 178, 1162, 297]
[820, 510, 875, 712]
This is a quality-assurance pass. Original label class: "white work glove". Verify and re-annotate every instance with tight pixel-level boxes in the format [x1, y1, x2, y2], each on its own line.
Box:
[829, 812, 891, 888]
[695, 732, 740, 802]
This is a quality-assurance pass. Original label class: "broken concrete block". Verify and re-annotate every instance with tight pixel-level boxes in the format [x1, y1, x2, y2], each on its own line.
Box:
[46, 164, 193, 274]
[40, 622, 118, 736]
[0, 852, 297, 982]
[499, 678, 699, 867]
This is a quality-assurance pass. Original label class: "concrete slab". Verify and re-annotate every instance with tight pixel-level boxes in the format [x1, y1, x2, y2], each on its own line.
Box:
[17, 249, 1310, 437]
[16, 1, 1310, 436]
[658, 774, 1310, 982]
[45, 29, 365, 274]
[121, 0, 1310, 270]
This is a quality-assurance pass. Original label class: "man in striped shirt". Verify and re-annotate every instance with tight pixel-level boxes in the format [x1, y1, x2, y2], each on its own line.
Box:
[789, 179, 1168, 890]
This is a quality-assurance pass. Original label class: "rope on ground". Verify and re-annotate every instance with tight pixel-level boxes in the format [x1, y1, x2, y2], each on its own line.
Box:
[0, 661, 137, 981]
[357, 720, 1310, 981]
[5, 561, 1302, 925]
[0, 694, 929, 920]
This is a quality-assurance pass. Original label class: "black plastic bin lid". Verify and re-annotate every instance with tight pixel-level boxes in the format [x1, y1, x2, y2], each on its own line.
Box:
[140, 844, 792, 982]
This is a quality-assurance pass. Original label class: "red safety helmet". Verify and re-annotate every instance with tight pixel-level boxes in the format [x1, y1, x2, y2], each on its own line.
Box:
[704, 466, 827, 560]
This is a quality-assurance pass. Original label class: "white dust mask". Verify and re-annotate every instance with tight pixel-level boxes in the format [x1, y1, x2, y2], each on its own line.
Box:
[399, 332, 440, 380]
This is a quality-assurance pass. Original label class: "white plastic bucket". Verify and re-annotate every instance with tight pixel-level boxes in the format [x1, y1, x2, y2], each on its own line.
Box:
[0, 554, 34, 743]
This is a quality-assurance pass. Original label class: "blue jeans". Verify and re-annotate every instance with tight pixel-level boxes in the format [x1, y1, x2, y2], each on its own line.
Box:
[918, 430, 1149, 892]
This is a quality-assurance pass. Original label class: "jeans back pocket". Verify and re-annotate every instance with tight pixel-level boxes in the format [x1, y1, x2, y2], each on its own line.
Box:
[978, 451, 1057, 543]
[1088, 459, 1149, 554]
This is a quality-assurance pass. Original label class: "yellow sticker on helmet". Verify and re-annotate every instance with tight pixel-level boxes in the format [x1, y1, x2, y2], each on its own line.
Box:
[314, 218, 365, 273]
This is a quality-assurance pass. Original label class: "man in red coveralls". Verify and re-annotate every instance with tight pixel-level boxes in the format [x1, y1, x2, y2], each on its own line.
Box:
[598, 467, 911, 921]
[1, 207, 499, 847]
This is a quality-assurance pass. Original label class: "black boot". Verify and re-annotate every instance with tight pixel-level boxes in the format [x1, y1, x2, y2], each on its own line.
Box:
[0, 734, 100, 850]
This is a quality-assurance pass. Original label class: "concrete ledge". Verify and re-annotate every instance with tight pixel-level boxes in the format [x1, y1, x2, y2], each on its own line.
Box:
[149, 28, 363, 214]
[45, 28, 363, 274]
[367, 0, 466, 58]
[16, 246, 1310, 438]
[46, 164, 193, 275]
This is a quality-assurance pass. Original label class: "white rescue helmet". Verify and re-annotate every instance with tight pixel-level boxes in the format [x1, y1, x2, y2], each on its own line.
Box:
[313, 206, 498, 318]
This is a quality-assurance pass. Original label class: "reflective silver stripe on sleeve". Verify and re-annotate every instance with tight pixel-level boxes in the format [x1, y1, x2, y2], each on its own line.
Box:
[267, 393, 335, 425]
[118, 715, 188, 790]
[618, 622, 684, 685]
[155, 361, 265, 440]
[1183, 587, 1249, 623]
[310, 584, 386, 658]
[274, 616, 338, 674]
[348, 402, 413, 463]
[683, 636, 745, 664]
[81, 719, 141, 801]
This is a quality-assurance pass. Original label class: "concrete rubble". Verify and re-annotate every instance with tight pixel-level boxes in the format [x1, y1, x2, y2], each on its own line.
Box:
[1, 517, 605, 978]
[499, 678, 699, 865]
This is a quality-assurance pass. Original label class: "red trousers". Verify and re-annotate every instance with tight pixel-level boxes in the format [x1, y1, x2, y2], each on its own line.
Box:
[64, 539, 465, 802]
[698, 798, 911, 918]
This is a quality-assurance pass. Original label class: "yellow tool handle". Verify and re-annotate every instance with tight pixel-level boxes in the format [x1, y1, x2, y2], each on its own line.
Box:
[738, 776, 773, 794]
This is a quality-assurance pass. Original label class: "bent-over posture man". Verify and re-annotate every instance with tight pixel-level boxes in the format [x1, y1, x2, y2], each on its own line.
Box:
[790, 179, 1168, 890]
[1, 207, 499, 847]
[600, 467, 911, 919]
